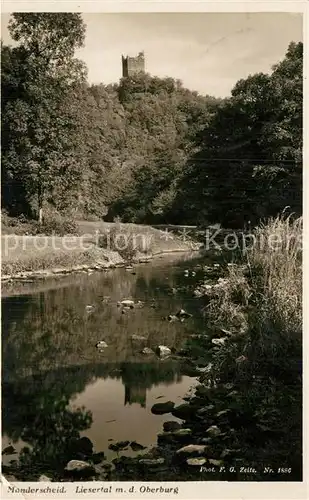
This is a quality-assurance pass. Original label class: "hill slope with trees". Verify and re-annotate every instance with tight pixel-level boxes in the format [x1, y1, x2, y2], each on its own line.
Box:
[1, 13, 302, 229]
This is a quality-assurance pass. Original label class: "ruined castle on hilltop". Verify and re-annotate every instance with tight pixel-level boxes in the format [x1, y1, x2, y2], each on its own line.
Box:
[122, 51, 145, 77]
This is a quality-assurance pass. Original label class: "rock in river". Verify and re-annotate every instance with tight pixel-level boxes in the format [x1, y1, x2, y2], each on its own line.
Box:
[187, 457, 207, 466]
[156, 345, 171, 358]
[130, 441, 147, 452]
[163, 421, 181, 432]
[208, 458, 223, 466]
[175, 309, 192, 319]
[176, 444, 208, 456]
[171, 403, 197, 420]
[138, 458, 165, 467]
[167, 314, 179, 322]
[64, 460, 95, 476]
[109, 441, 130, 452]
[158, 428, 192, 444]
[96, 341, 108, 349]
[39, 475, 52, 482]
[121, 300, 135, 307]
[206, 425, 222, 437]
[151, 401, 175, 415]
[141, 347, 154, 355]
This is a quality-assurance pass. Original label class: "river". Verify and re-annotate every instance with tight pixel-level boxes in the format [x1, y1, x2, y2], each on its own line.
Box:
[1, 251, 213, 478]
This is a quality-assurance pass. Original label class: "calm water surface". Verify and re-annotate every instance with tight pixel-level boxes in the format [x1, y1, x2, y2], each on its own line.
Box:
[2, 252, 210, 468]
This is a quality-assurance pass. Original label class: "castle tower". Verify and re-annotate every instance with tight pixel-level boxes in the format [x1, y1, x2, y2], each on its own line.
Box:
[124, 384, 146, 408]
[122, 51, 145, 78]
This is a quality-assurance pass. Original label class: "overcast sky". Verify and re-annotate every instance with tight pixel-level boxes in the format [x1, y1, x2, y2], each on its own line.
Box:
[1, 12, 303, 97]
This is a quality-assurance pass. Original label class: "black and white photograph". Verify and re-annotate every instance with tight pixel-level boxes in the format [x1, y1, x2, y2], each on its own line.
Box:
[1, 4, 304, 493]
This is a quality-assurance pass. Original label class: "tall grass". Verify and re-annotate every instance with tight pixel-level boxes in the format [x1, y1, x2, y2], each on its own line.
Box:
[206, 214, 302, 377]
[248, 214, 302, 342]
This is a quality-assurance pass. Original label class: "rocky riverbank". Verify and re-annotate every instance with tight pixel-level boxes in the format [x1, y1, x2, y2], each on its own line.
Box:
[1, 226, 201, 287]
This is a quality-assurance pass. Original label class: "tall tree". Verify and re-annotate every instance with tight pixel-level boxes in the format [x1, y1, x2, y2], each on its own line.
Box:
[2, 13, 86, 221]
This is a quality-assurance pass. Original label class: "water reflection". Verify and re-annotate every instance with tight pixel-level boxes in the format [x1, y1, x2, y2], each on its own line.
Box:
[2, 253, 206, 478]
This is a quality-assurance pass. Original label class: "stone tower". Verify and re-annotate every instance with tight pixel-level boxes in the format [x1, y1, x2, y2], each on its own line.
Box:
[122, 51, 145, 78]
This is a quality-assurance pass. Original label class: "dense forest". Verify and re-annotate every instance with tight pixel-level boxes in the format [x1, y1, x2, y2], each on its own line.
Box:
[1, 13, 302, 228]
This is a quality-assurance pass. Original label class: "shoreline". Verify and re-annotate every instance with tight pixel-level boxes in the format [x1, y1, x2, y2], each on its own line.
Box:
[1, 238, 202, 293]
[1, 223, 202, 289]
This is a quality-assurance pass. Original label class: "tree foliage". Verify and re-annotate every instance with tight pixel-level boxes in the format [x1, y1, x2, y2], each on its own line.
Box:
[2, 13, 86, 219]
[2, 14, 302, 229]
[173, 42, 302, 227]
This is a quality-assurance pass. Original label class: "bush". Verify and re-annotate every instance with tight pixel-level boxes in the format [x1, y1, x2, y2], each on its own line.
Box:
[98, 223, 151, 260]
[33, 208, 78, 236]
[36, 217, 78, 236]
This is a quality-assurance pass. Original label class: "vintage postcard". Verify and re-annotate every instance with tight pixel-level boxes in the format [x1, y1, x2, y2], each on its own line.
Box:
[0, 1, 307, 499]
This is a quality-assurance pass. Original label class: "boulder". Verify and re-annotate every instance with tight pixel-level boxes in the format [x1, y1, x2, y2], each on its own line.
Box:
[167, 315, 179, 322]
[175, 309, 192, 319]
[200, 437, 213, 444]
[196, 404, 215, 416]
[101, 462, 113, 470]
[141, 347, 154, 355]
[216, 409, 231, 418]
[208, 458, 223, 466]
[3, 474, 17, 481]
[39, 475, 52, 482]
[156, 345, 171, 358]
[160, 428, 192, 437]
[108, 441, 130, 452]
[212, 337, 227, 346]
[194, 385, 211, 399]
[130, 441, 147, 452]
[187, 457, 207, 466]
[220, 448, 236, 458]
[121, 300, 134, 307]
[206, 425, 221, 437]
[96, 341, 108, 349]
[64, 460, 95, 477]
[158, 428, 192, 444]
[138, 458, 165, 466]
[151, 401, 175, 415]
[176, 444, 208, 456]
[163, 421, 181, 432]
[171, 403, 197, 420]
